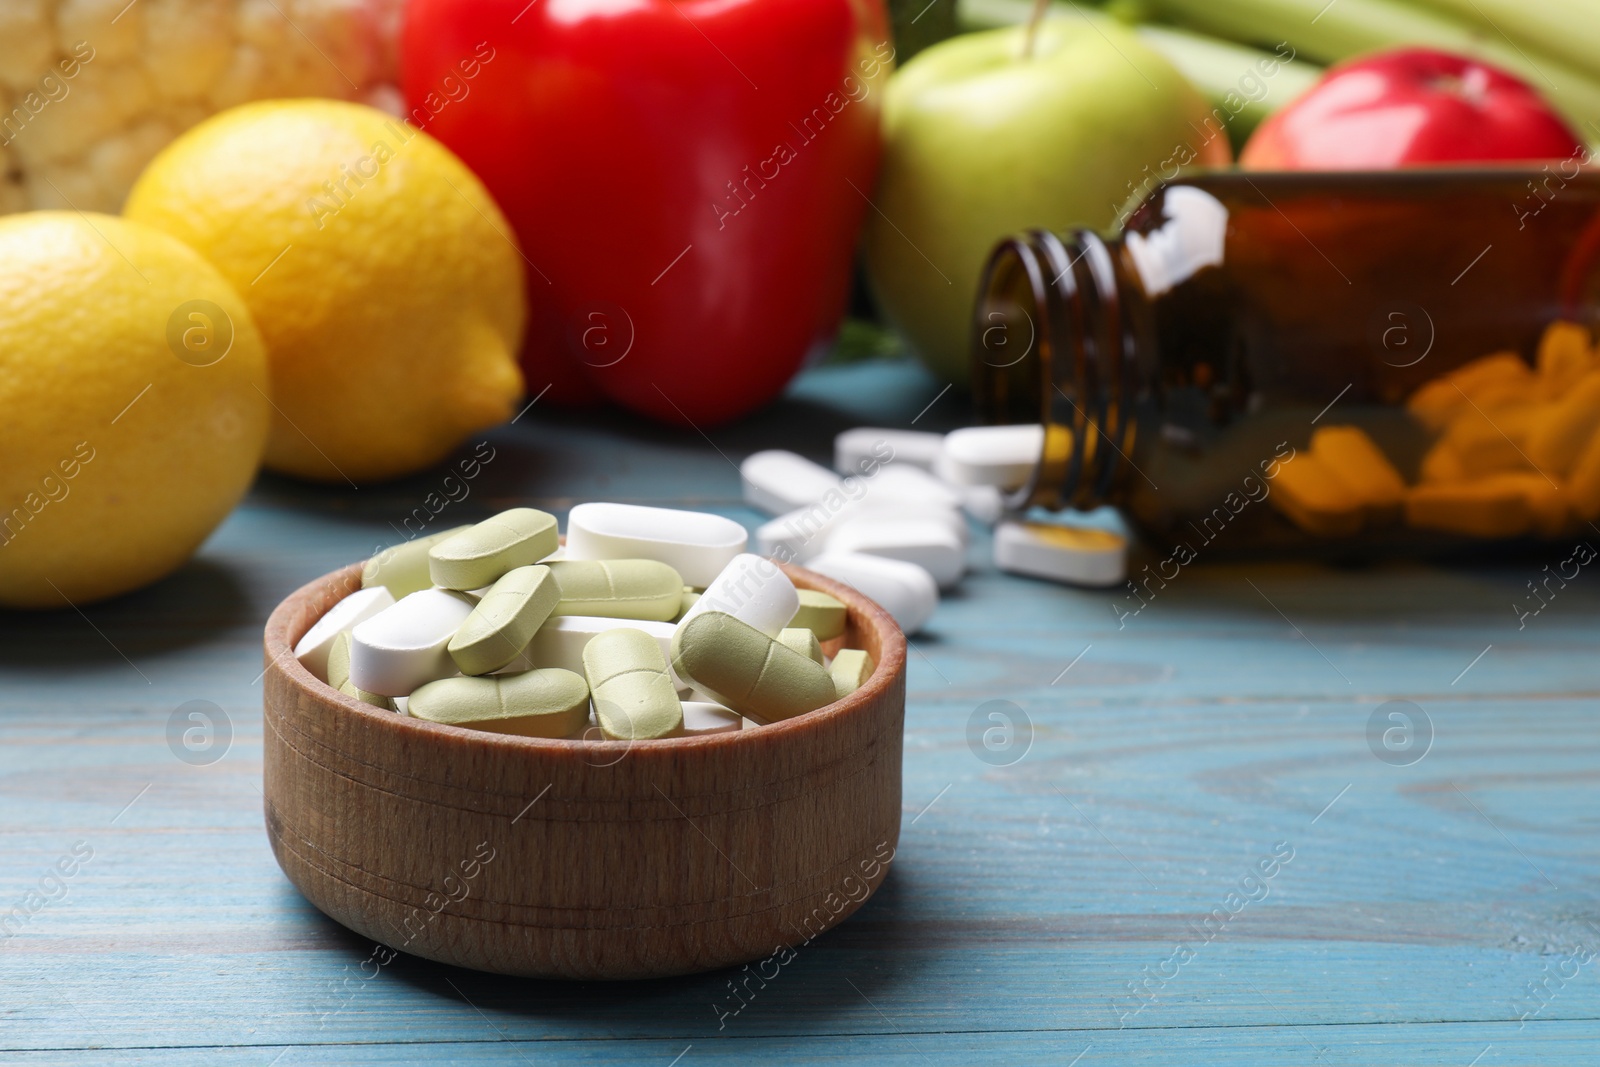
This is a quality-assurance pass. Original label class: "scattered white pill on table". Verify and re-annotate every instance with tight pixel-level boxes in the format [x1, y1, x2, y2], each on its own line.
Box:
[350, 588, 477, 697]
[294, 586, 395, 681]
[757, 496, 968, 562]
[680, 700, 742, 736]
[564, 502, 747, 587]
[824, 514, 966, 589]
[833, 427, 943, 475]
[739, 450, 843, 515]
[867, 463, 965, 511]
[994, 521, 1127, 587]
[676, 552, 798, 638]
[939, 425, 1044, 489]
[958, 484, 1007, 526]
[805, 551, 939, 634]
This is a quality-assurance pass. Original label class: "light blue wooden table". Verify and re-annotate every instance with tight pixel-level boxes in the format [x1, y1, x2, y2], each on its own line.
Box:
[3, 359, 1597, 1064]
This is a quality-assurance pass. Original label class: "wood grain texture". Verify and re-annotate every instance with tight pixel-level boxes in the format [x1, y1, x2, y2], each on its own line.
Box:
[1, 361, 1598, 1063]
[263, 561, 905, 979]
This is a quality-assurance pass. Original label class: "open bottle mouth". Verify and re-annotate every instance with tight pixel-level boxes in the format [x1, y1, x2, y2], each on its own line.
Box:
[970, 227, 1140, 514]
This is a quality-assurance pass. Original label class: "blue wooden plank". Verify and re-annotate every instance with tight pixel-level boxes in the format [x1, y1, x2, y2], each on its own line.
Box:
[6, 1021, 1600, 1066]
[2, 360, 1598, 1061]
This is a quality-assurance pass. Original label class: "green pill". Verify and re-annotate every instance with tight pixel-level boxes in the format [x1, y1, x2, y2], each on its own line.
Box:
[362, 525, 471, 599]
[777, 627, 824, 664]
[787, 589, 847, 641]
[338, 676, 394, 710]
[828, 648, 875, 700]
[429, 508, 559, 590]
[670, 611, 836, 724]
[549, 559, 683, 621]
[408, 668, 591, 737]
[676, 589, 701, 621]
[582, 627, 683, 740]
[448, 565, 560, 676]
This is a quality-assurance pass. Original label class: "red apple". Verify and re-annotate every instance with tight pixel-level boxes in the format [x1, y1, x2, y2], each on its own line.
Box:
[1241, 47, 1583, 170]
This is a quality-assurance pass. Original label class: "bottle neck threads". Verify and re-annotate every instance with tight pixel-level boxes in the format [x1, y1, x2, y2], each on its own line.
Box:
[971, 228, 1143, 513]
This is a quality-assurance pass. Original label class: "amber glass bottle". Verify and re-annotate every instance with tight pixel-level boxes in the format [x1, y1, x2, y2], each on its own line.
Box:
[972, 167, 1600, 554]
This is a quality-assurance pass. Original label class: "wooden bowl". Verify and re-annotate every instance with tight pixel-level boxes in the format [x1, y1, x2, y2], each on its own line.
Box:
[262, 560, 906, 980]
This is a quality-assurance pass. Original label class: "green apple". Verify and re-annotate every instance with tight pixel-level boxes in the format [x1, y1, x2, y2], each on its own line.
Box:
[863, 16, 1230, 386]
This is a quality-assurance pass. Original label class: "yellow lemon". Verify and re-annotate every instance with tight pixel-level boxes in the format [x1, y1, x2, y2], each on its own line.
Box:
[0, 212, 270, 609]
[124, 100, 527, 483]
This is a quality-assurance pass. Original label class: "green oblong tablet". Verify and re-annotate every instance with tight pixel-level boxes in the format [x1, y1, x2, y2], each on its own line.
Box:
[448, 565, 560, 676]
[549, 559, 683, 621]
[338, 676, 394, 710]
[407, 668, 590, 737]
[670, 611, 836, 724]
[429, 508, 559, 590]
[829, 648, 875, 700]
[362, 525, 471, 598]
[582, 627, 683, 740]
[788, 589, 847, 641]
[777, 627, 824, 664]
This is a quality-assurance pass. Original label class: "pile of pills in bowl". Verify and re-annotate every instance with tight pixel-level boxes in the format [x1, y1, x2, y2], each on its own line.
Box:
[292, 503, 878, 740]
[740, 425, 1128, 633]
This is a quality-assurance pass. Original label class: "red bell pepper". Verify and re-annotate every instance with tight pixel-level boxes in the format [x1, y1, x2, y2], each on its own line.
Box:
[1242, 47, 1582, 170]
[402, 0, 891, 424]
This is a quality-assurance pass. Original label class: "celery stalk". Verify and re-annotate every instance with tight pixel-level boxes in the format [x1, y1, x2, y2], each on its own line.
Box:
[1142, 0, 1600, 135]
[1405, 0, 1600, 88]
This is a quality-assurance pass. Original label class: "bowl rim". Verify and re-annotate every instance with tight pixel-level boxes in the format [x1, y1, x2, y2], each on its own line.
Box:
[264, 556, 908, 753]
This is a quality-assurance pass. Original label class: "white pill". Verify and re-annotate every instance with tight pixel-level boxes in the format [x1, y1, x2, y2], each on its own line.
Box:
[739, 450, 843, 515]
[833, 427, 944, 475]
[960, 484, 1007, 526]
[676, 552, 798, 638]
[994, 520, 1127, 587]
[564, 502, 747, 588]
[758, 497, 967, 563]
[824, 515, 966, 589]
[756, 506, 836, 564]
[680, 700, 742, 736]
[940, 425, 1044, 489]
[805, 551, 939, 634]
[349, 589, 476, 697]
[867, 463, 965, 511]
[523, 615, 689, 691]
[294, 586, 396, 682]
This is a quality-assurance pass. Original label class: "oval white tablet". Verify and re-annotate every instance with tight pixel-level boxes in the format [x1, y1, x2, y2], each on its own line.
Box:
[824, 515, 966, 589]
[994, 521, 1127, 587]
[739, 450, 843, 516]
[564, 502, 747, 588]
[293, 586, 396, 682]
[833, 428, 944, 476]
[866, 463, 964, 511]
[959, 484, 1007, 526]
[523, 615, 689, 691]
[680, 700, 742, 736]
[349, 589, 476, 697]
[676, 552, 799, 637]
[940, 425, 1044, 489]
[805, 551, 939, 635]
